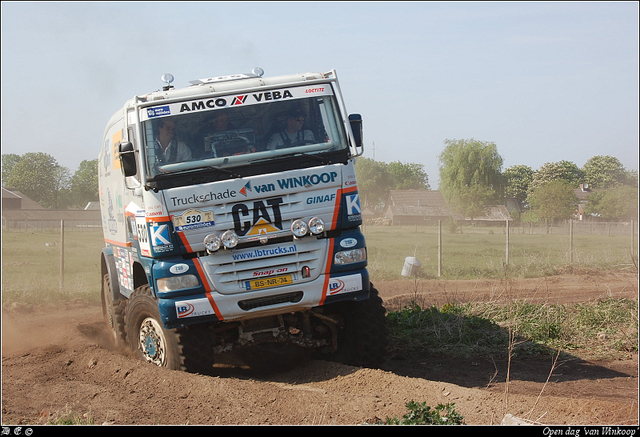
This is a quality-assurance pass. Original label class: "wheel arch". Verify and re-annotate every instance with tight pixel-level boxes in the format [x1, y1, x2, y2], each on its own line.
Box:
[101, 247, 124, 301]
[101, 247, 150, 300]
[132, 261, 149, 292]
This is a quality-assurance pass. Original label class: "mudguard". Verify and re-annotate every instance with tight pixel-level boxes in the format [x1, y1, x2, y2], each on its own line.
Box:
[101, 247, 124, 301]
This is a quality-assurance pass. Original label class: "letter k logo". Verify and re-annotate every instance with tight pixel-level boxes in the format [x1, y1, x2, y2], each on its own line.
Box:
[150, 224, 170, 246]
[345, 194, 361, 215]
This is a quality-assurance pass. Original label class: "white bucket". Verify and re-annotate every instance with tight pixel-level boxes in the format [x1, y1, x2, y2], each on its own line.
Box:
[401, 256, 422, 277]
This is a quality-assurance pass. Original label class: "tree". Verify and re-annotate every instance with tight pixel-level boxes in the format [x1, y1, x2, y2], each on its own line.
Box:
[503, 164, 533, 209]
[529, 160, 583, 192]
[585, 185, 638, 221]
[70, 159, 99, 207]
[387, 161, 430, 190]
[528, 180, 579, 222]
[582, 155, 626, 189]
[5, 152, 66, 209]
[438, 138, 505, 218]
[623, 169, 638, 188]
[354, 157, 393, 211]
[1, 154, 22, 186]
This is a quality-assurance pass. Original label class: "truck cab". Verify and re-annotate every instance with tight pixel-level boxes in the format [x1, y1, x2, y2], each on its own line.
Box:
[99, 69, 387, 372]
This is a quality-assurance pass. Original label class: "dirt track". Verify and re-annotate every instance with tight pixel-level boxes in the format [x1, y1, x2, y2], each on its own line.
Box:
[2, 272, 638, 426]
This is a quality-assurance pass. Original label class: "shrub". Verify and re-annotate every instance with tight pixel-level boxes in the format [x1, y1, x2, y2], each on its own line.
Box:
[382, 402, 465, 425]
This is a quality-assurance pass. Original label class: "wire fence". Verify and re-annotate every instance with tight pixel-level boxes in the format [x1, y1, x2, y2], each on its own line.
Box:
[362, 219, 638, 279]
[506, 220, 637, 237]
[2, 219, 102, 232]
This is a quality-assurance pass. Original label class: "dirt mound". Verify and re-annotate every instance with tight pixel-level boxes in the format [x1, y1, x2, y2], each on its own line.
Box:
[2, 273, 638, 425]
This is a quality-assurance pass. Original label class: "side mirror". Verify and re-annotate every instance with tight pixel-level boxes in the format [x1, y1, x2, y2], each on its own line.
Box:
[348, 114, 363, 153]
[119, 142, 137, 177]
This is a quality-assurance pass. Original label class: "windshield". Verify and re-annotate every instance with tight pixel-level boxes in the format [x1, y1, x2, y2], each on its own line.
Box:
[141, 84, 347, 179]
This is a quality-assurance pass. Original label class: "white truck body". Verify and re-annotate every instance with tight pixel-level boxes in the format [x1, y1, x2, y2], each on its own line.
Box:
[98, 69, 387, 370]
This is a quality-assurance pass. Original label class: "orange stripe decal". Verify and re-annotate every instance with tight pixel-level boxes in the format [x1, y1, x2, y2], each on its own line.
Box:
[171, 214, 194, 253]
[193, 259, 223, 320]
[146, 215, 171, 223]
[331, 186, 358, 229]
[319, 239, 334, 306]
[103, 238, 131, 247]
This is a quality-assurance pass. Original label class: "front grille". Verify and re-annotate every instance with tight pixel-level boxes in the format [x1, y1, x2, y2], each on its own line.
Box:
[200, 237, 326, 294]
[238, 292, 303, 311]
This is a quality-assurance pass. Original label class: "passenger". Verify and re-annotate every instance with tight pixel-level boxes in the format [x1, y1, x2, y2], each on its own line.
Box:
[210, 112, 232, 132]
[154, 119, 192, 163]
[266, 110, 316, 150]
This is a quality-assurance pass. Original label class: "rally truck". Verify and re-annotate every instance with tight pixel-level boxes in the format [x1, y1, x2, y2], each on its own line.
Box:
[98, 68, 388, 372]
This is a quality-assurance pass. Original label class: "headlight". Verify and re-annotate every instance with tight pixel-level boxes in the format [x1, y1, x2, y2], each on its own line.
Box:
[157, 274, 199, 292]
[221, 230, 239, 248]
[291, 219, 308, 237]
[334, 248, 367, 265]
[308, 217, 325, 235]
[204, 234, 222, 253]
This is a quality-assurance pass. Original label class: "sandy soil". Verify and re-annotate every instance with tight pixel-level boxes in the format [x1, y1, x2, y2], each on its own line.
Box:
[2, 271, 638, 426]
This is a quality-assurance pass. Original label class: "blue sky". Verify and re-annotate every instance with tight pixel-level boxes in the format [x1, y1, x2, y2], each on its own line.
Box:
[2, 2, 638, 188]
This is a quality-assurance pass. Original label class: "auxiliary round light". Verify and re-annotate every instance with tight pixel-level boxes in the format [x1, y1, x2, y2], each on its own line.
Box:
[221, 230, 239, 248]
[308, 217, 325, 235]
[291, 219, 308, 238]
[203, 234, 222, 253]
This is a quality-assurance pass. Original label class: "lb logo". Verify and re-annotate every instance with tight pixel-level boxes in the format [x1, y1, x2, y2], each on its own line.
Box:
[327, 274, 363, 296]
[328, 279, 346, 295]
[176, 302, 195, 318]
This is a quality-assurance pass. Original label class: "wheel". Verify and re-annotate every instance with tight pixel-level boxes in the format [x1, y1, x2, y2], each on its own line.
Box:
[124, 284, 216, 374]
[324, 283, 389, 368]
[101, 274, 126, 347]
[124, 285, 183, 370]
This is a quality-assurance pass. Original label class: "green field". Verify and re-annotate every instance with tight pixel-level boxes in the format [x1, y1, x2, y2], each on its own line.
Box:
[1, 225, 637, 306]
[1, 230, 105, 306]
[363, 224, 638, 280]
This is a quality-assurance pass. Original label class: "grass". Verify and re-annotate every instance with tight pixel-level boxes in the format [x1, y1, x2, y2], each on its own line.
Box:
[1, 229, 105, 307]
[363, 224, 638, 280]
[42, 404, 96, 425]
[387, 298, 638, 361]
[1, 225, 636, 306]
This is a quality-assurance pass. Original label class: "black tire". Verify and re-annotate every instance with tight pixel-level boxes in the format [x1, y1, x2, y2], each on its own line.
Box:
[327, 283, 389, 368]
[125, 285, 183, 370]
[101, 274, 126, 347]
[124, 284, 215, 374]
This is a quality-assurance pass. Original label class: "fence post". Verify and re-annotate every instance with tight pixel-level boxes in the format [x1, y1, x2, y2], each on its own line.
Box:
[438, 220, 442, 277]
[632, 219, 636, 259]
[569, 219, 574, 263]
[60, 220, 64, 290]
[505, 219, 510, 266]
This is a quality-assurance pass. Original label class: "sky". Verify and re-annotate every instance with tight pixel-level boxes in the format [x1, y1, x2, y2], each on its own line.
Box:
[1, 1, 638, 189]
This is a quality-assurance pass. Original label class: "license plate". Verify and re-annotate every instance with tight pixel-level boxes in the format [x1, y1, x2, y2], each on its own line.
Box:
[244, 274, 293, 291]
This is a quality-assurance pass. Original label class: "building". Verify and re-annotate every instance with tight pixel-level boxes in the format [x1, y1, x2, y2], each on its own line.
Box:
[2, 187, 101, 230]
[383, 190, 459, 225]
[383, 189, 512, 226]
[573, 183, 600, 221]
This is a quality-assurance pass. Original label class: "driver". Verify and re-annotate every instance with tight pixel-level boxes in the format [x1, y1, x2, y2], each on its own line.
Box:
[266, 109, 315, 150]
[153, 118, 192, 163]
